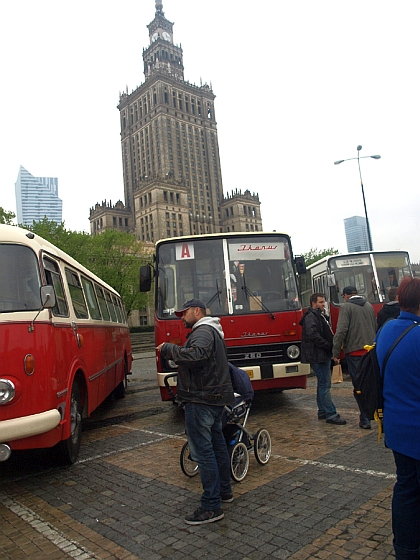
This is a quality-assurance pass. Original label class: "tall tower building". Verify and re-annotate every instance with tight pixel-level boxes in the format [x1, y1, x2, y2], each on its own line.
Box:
[15, 166, 62, 226]
[89, 0, 262, 240]
[344, 215, 370, 253]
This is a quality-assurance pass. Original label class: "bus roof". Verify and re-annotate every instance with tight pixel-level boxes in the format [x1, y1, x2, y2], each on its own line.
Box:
[155, 231, 291, 247]
[0, 224, 121, 297]
[307, 250, 411, 270]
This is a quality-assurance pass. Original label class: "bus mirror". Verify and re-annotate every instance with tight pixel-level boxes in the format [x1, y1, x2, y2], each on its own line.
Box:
[327, 274, 336, 287]
[294, 256, 307, 275]
[140, 265, 152, 292]
[40, 285, 56, 309]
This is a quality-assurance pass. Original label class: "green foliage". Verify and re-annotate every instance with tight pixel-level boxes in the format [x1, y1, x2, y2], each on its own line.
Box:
[0, 207, 16, 225]
[28, 219, 149, 317]
[301, 247, 339, 267]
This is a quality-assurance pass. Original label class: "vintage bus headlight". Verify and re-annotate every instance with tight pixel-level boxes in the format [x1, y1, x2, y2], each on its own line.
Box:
[286, 345, 300, 360]
[0, 379, 16, 404]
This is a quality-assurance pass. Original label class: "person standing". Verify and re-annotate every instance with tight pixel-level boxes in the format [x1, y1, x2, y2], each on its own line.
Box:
[300, 293, 346, 425]
[332, 286, 377, 429]
[377, 287, 400, 329]
[376, 276, 420, 560]
[157, 299, 234, 525]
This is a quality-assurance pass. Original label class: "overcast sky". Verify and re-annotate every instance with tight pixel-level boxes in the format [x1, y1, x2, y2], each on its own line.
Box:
[1, 1, 420, 262]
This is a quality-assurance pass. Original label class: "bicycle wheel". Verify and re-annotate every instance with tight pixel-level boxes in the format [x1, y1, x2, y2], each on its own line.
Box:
[253, 428, 271, 465]
[229, 441, 249, 482]
[180, 441, 199, 477]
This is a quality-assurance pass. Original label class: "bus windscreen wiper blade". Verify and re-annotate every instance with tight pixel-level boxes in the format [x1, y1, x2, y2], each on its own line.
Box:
[241, 283, 275, 320]
[206, 279, 222, 307]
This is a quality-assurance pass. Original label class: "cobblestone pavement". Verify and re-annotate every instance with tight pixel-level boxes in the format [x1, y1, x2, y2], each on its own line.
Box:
[0, 353, 397, 559]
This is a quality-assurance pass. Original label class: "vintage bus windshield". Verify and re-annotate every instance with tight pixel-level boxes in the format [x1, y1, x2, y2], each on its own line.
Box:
[328, 252, 411, 304]
[0, 244, 42, 312]
[156, 234, 300, 319]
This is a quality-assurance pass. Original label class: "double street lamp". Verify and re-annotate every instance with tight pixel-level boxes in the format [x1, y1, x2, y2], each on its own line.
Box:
[334, 145, 381, 252]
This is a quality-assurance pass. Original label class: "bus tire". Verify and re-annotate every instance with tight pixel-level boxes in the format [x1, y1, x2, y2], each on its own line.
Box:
[56, 380, 83, 465]
[113, 359, 128, 399]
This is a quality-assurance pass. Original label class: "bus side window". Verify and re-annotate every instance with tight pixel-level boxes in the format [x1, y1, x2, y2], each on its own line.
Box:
[81, 276, 102, 320]
[105, 290, 118, 322]
[43, 258, 69, 316]
[95, 285, 111, 321]
[65, 268, 89, 319]
[113, 294, 123, 322]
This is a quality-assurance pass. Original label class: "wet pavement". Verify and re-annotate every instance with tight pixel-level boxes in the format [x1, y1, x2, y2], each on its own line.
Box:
[0, 352, 397, 559]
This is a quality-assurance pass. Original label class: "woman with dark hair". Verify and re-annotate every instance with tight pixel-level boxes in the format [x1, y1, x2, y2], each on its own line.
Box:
[376, 276, 420, 560]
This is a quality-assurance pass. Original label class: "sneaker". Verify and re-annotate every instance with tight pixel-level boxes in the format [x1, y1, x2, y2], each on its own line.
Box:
[318, 413, 326, 420]
[326, 414, 347, 425]
[184, 507, 224, 525]
[359, 422, 371, 429]
[221, 493, 234, 503]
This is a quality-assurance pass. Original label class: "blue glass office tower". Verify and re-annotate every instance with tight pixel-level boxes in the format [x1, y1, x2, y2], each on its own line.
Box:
[15, 166, 63, 225]
[344, 216, 370, 253]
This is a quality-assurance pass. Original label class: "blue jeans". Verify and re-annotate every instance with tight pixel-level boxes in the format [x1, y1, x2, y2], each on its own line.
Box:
[311, 361, 336, 418]
[346, 354, 370, 425]
[392, 451, 420, 559]
[184, 402, 232, 511]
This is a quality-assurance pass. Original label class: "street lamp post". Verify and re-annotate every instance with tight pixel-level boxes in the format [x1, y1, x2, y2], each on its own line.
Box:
[334, 145, 381, 252]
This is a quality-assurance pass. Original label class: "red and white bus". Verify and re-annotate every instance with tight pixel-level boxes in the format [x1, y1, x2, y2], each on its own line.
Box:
[140, 232, 310, 401]
[299, 250, 413, 331]
[0, 225, 132, 464]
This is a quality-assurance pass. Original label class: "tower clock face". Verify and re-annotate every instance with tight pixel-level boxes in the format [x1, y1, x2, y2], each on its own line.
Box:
[152, 32, 159, 41]
[162, 31, 171, 41]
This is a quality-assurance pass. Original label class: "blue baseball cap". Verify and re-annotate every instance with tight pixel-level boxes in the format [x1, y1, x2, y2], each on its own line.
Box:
[174, 299, 206, 317]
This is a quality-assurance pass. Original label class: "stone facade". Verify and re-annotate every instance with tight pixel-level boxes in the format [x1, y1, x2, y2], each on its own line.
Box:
[90, 0, 263, 242]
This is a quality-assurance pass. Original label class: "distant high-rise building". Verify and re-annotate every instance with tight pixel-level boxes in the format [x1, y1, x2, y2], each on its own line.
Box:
[89, 0, 263, 239]
[344, 216, 370, 253]
[15, 166, 62, 226]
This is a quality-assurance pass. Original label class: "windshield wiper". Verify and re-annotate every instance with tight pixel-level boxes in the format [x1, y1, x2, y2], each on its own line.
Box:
[206, 279, 222, 308]
[241, 277, 275, 320]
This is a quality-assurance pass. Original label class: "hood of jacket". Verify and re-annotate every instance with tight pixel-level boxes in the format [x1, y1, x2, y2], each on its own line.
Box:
[382, 301, 400, 315]
[192, 316, 224, 339]
[348, 295, 367, 307]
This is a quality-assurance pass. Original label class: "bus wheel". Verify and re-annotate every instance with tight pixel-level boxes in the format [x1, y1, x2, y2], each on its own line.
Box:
[229, 442, 249, 482]
[253, 428, 271, 465]
[113, 360, 128, 399]
[56, 380, 83, 465]
[180, 441, 199, 477]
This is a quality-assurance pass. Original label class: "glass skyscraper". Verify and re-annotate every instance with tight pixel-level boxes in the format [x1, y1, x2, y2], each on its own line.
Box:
[15, 166, 63, 225]
[344, 215, 370, 253]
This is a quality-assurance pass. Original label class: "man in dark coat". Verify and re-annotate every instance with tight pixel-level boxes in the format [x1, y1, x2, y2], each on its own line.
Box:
[157, 299, 235, 525]
[300, 293, 346, 425]
[377, 287, 400, 330]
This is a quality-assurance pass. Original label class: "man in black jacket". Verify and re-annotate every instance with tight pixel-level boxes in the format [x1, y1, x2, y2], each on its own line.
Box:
[300, 293, 346, 425]
[157, 299, 235, 525]
[377, 287, 400, 329]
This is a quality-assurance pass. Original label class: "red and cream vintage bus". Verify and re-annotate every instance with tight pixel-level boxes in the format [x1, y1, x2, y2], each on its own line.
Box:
[140, 232, 310, 401]
[0, 225, 132, 464]
[299, 250, 413, 332]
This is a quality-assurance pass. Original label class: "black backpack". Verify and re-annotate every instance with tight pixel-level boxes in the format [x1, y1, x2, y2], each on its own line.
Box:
[353, 322, 418, 439]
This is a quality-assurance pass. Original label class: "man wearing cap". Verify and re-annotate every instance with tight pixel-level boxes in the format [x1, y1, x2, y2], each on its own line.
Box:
[157, 299, 234, 525]
[333, 286, 377, 429]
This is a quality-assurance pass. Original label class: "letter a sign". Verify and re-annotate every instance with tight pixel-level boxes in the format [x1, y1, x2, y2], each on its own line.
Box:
[176, 242, 194, 260]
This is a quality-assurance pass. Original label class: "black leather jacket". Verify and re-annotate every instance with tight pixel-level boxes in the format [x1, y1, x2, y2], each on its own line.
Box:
[161, 318, 235, 406]
[299, 307, 333, 364]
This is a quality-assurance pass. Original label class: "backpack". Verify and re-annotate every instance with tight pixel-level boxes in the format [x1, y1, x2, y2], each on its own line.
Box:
[353, 322, 419, 441]
[228, 362, 254, 402]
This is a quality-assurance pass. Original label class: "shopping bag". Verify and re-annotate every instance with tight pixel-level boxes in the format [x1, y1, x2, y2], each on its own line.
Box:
[331, 364, 343, 383]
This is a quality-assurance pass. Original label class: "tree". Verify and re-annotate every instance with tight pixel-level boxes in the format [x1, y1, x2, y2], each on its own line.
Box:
[0, 207, 16, 225]
[301, 247, 339, 267]
[29, 220, 148, 317]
